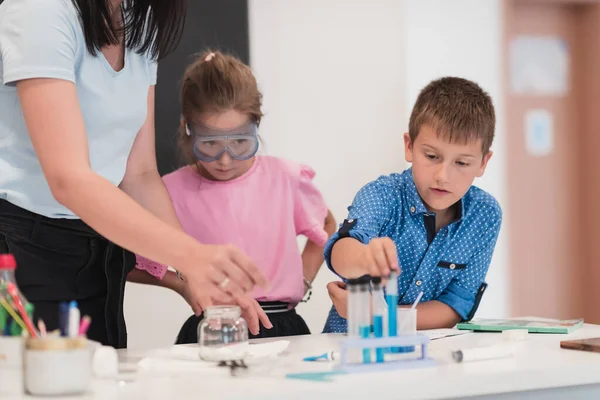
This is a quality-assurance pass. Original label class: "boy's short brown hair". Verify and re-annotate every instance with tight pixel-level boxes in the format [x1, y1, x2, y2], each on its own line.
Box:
[408, 77, 495, 155]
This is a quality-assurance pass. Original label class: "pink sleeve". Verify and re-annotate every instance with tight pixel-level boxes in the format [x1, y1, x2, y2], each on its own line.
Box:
[135, 255, 168, 280]
[294, 164, 329, 246]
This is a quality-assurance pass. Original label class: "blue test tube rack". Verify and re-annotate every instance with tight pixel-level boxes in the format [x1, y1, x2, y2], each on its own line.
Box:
[336, 334, 435, 373]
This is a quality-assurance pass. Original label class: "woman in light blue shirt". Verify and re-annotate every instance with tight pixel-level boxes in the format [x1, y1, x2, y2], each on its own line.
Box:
[0, 0, 267, 347]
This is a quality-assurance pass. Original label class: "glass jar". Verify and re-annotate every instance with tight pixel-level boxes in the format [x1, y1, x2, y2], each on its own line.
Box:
[198, 306, 249, 362]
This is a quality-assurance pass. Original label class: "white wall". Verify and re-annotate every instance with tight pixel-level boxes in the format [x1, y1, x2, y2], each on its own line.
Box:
[248, 0, 406, 333]
[404, 0, 509, 318]
[124, 0, 509, 349]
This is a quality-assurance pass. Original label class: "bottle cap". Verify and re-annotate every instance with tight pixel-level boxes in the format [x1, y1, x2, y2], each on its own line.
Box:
[0, 254, 16, 270]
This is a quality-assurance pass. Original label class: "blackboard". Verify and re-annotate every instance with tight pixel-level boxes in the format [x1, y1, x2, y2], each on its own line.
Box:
[154, 1, 250, 175]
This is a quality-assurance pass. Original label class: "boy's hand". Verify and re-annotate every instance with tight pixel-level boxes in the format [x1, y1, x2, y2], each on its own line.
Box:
[327, 281, 348, 319]
[360, 237, 400, 278]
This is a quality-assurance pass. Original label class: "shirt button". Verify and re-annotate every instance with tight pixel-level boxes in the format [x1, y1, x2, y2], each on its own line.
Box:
[450, 264, 456, 270]
[416, 280, 422, 286]
[410, 206, 416, 213]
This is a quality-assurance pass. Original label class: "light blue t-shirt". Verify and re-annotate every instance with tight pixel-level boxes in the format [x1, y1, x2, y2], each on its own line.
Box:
[0, 0, 157, 218]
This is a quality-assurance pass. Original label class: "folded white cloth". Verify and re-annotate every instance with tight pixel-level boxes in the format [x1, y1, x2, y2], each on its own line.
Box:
[138, 340, 290, 373]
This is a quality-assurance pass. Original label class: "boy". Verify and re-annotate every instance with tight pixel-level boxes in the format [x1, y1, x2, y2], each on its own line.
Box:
[323, 77, 502, 333]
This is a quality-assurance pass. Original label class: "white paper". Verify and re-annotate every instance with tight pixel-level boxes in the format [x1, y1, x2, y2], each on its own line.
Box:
[510, 36, 569, 96]
[420, 328, 473, 340]
[137, 340, 290, 372]
[524, 109, 554, 156]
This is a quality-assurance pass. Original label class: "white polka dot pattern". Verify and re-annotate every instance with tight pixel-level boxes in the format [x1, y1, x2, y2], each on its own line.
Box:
[322, 168, 502, 333]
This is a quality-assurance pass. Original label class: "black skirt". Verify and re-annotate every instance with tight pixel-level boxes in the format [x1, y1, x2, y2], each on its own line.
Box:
[0, 199, 134, 348]
[175, 301, 311, 345]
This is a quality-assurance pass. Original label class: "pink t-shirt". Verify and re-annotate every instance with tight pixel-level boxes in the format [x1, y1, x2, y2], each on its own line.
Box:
[135, 156, 329, 304]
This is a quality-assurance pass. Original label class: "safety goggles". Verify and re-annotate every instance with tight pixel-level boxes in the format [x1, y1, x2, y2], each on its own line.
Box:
[186, 121, 259, 163]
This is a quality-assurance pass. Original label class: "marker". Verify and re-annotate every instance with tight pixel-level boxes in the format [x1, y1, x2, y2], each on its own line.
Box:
[59, 302, 69, 337]
[452, 344, 515, 363]
[78, 315, 91, 337]
[68, 301, 80, 338]
[303, 350, 339, 362]
[0, 302, 6, 334]
[0, 298, 27, 336]
[38, 319, 47, 338]
[6, 283, 37, 338]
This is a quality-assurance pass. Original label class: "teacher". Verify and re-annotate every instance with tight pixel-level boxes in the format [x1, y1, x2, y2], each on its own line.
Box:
[0, 0, 267, 348]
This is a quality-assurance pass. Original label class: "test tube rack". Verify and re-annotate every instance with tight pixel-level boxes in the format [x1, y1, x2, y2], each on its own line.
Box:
[335, 334, 435, 373]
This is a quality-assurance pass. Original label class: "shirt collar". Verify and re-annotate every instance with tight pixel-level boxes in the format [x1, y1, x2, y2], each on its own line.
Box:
[403, 167, 464, 225]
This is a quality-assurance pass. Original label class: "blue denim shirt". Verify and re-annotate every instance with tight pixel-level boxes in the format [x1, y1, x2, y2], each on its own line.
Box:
[323, 168, 502, 333]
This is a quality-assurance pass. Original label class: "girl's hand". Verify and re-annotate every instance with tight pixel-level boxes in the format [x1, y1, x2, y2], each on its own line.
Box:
[234, 294, 273, 335]
[192, 293, 273, 336]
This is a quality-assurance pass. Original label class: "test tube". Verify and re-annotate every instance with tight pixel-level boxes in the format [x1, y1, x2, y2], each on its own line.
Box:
[385, 271, 398, 338]
[386, 271, 399, 352]
[346, 279, 360, 337]
[371, 277, 386, 363]
[357, 278, 371, 364]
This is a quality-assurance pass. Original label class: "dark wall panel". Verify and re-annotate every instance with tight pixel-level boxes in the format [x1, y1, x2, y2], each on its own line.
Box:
[0, 1, 249, 175]
[155, 1, 250, 175]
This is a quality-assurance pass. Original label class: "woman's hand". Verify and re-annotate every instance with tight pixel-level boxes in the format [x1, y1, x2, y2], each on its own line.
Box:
[179, 244, 269, 308]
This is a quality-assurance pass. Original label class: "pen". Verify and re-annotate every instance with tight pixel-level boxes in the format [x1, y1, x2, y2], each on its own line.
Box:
[38, 319, 47, 338]
[78, 315, 91, 337]
[59, 302, 69, 337]
[0, 301, 6, 335]
[0, 298, 27, 335]
[68, 300, 80, 338]
[303, 350, 339, 362]
[452, 344, 515, 363]
[6, 283, 37, 338]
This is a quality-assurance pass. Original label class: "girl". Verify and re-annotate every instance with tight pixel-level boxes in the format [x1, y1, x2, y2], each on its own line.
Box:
[135, 50, 337, 341]
[0, 0, 265, 348]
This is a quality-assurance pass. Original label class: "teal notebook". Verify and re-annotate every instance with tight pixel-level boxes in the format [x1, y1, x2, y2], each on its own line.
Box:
[456, 317, 584, 334]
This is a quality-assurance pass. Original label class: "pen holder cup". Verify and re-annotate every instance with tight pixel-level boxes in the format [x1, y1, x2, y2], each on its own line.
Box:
[0, 336, 25, 396]
[24, 337, 92, 396]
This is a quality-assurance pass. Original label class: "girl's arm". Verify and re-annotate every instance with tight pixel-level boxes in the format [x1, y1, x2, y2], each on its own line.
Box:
[16, 78, 268, 307]
[302, 210, 337, 284]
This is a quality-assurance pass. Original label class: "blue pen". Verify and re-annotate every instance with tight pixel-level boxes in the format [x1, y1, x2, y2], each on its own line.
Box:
[386, 271, 399, 351]
[303, 350, 338, 362]
[58, 302, 69, 337]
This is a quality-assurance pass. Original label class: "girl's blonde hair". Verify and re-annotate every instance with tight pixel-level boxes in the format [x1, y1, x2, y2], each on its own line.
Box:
[178, 50, 264, 164]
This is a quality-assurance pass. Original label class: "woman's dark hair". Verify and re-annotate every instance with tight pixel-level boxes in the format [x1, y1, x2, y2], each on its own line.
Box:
[70, 0, 187, 60]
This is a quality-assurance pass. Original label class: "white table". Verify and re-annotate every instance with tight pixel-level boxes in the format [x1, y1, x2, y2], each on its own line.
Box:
[20, 324, 600, 399]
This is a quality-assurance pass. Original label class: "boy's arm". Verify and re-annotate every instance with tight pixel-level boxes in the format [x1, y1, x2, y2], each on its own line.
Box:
[402, 301, 461, 329]
[326, 179, 395, 279]
[302, 210, 337, 284]
[435, 209, 502, 325]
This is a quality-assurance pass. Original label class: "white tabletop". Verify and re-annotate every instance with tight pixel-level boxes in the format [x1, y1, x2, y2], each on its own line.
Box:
[19, 324, 600, 399]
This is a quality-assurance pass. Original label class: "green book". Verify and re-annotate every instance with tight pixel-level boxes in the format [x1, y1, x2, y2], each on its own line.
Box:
[456, 317, 584, 334]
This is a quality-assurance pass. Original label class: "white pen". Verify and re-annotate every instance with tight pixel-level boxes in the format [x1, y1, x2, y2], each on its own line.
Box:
[452, 344, 515, 363]
[68, 300, 80, 338]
